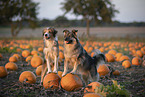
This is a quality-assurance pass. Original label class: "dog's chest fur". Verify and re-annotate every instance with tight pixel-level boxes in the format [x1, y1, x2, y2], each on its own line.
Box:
[43, 38, 59, 59]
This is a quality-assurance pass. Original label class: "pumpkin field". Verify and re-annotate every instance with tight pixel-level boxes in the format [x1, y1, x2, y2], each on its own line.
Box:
[0, 38, 145, 97]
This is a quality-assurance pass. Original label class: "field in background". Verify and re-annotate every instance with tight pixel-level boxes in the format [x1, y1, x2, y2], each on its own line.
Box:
[0, 27, 145, 39]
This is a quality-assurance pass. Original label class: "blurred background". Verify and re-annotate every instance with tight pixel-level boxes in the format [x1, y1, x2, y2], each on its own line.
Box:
[0, 0, 145, 39]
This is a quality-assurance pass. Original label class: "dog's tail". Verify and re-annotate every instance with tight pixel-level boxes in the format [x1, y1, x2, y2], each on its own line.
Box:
[92, 49, 106, 68]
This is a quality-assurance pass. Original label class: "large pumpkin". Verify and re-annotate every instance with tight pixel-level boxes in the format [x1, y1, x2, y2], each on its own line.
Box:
[84, 82, 103, 93]
[5, 62, 18, 71]
[60, 73, 83, 91]
[97, 64, 110, 76]
[9, 56, 18, 62]
[132, 57, 142, 66]
[43, 73, 61, 89]
[0, 66, 8, 78]
[31, 56, 44, 68]
[19, 71, 36, 84]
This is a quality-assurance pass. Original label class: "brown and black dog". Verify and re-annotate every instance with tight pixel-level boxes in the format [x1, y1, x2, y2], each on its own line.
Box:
[62, 29, 105, 85]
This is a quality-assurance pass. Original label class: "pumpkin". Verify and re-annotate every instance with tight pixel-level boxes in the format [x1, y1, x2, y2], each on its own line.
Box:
[115, 53, 123, 61]
[35, 65, 42, 76]
[0, 53, 3, 58]
[59, 51, 64, 59]
[38, 47, 43, 52]
[83, 93, 103, 97]
[22, 50, 30, 58]
[43, 73, 60, 89]
[84, 82, 103, 93]
[0, 66, 8, 78]
[97, 64, 110, 76]
[132, 57, 142, 66]
[31, 50, 38, 55]
[13, 54, 21, 60]
[119, 55, 130, 62]
[5, 62, 18, 71]
[105, 53, 115, 62]
[9, 56, 18, 62]
[16, 48, 22, 52]
[122, 60, 131, 68]
[108, 49, 117, 56]
[87, 47, 94, 53]
[19, 71, 36, 84]
[136, 50, 143, 58]
[112, 70, 120, 75]
[26, 56, 33, 62]
[58, 71, 63, 78]
[31, 56, 44, 68]
[60, 73, 83, 91]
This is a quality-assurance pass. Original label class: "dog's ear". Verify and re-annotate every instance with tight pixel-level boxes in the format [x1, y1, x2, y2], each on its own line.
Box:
[63, 29, 69, 36]
[72, 29, 78, 36]
[42, 29, 45, 36]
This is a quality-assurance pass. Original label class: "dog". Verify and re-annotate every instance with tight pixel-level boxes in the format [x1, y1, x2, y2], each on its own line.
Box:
[62, 29, 105, 85]
[40, 27, 59, 84]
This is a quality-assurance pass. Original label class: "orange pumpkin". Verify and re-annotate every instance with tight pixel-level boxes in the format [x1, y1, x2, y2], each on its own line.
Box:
[0, 66, 8, 78]
[26, 56, 33, 62]
[108, 49, 117, 56]
[22, 50, 30, 58]
[16, 48, 22, 52]
[31, 56, 44, 68]
[31, 50, 38, 55]
[35, 65, 42, 76]
[13, 54, 21, 60]
[83, 93, 103, 97]
[9, 56, 18, 62]
[97, 64, 110, 76]
[136, 50, 143, 58]
[43, 73, 60, 89]
[119, 55, 130, 62]
[38, 47, 43, 52]
[112, 70, 120, 75]
[122, 60, 131, 68]
[5, 62, 18, 71]
[84, 82, 103, 93]
[115, 53, 123, 61]
[132, 57, 142, 66]
[58, 71, 63, 78]
[105, 53, 115, 62]
[19, 71, 36, 84]
[61, 73, 83, 91]
[59, 51, 64, 59]
[0, 53, 3, 58]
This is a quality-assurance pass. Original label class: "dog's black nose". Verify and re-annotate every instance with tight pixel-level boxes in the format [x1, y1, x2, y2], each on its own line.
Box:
[45, 34, 47, 36]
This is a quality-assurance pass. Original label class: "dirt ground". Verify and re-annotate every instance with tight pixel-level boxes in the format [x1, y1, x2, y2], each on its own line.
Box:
[0, 49, 145, 97]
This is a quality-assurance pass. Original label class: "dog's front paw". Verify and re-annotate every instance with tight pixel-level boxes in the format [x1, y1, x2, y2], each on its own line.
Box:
[47, 70, 52, 74]
[62, 72, 66, 77]
[53, 70, 58, 73]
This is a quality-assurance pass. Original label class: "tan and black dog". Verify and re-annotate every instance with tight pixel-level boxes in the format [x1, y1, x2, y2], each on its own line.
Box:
[40, 27, 59, 84]
[62, 29, 105, 85]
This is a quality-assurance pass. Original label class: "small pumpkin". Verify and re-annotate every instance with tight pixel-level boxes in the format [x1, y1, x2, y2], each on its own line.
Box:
[31, 56, 44, 68]
[59, 51, 64, 59]
[5, 62, 18, 71]
[108, 49, 117, 56]
[122, 60, 131, 68]
[83, 93, 103, 97]
[0, 53, 3, 58]
[136, 50, 143, 58]
[97, 64, 110, 76]
[13, 54, 21, 61]
[22, 50, 30, 58]
[112, 70, 120, 75]
[58, 71, 63, 78]
[84, 82, 103, 93]
[132, 57, 142, 66]
[105, 53, 115, 62]
[43, 73, 61, 89]
[9, 56, 18, 62]
[31, 50, 38, 55]
[0, 66, 8, 78]
[38, 47, 43, 52]
[19, 71, 36, 84]
[26, 56, 33, 62]
[119, 55, 130, 62]
[35, 65, 43, 76]
[60, 73, 83, 91]
[115, 53, 123, 61]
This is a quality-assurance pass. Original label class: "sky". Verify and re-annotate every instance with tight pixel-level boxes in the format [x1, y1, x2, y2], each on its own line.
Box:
[33, 0, 145, 22]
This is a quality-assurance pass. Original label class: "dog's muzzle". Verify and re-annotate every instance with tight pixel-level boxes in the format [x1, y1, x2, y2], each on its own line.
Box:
[64, 37, 72, 44]
[44, 33, 50, 39]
